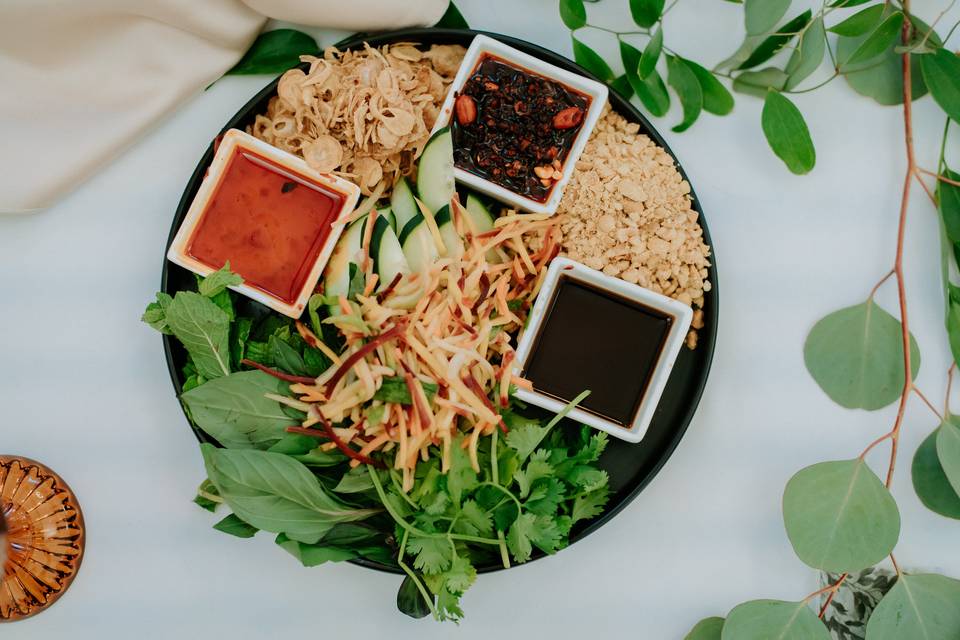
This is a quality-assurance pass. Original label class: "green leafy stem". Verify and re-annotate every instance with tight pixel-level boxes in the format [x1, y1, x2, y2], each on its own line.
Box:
[561, 0, 960, 177]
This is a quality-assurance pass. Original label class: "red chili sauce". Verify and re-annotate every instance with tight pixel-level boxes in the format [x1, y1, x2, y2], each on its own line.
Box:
[187, 148, 345, 305]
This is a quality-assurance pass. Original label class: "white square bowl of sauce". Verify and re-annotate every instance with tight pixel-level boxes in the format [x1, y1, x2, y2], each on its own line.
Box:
[433, 34, 608, 216]
[513, 257, 693, 443]
[167, 129, 361, 318]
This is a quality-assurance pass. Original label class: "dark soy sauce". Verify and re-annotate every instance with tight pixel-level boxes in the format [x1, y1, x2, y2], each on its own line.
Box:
[523, 277, 673, 426]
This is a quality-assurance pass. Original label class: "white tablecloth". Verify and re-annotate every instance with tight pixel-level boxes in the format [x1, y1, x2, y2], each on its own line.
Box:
[3, 1, 959, 637]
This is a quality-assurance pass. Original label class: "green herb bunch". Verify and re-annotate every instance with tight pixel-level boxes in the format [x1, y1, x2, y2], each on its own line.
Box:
[143, 265, 610, 622]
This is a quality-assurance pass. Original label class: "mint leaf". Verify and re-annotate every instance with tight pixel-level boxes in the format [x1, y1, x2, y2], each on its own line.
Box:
[198, 263, 243, 298]
[165, 291, 231, 380]
[142, 292, 173, 334]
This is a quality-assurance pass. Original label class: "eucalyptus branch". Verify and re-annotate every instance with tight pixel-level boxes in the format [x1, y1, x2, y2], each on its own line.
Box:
[882, 4, 917, 489]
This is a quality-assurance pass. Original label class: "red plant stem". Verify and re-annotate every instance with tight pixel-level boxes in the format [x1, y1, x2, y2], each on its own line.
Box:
[323, 323, 405, 396]
[919, 167, 960, 187]
[807, 573, 848, 619]
[883, 9, 917, 489]
[890, 552, 902, 576]
[240, 359, 317, 384]
[913, 387, 943, 420]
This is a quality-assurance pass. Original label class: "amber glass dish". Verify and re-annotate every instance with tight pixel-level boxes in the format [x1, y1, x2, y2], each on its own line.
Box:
[0, 456, 85, 622]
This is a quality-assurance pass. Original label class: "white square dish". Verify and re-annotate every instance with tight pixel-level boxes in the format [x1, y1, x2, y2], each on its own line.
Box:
[432, 34, 608, 215]
[166, 129, 361, 319]
[512, 257, 693, 443]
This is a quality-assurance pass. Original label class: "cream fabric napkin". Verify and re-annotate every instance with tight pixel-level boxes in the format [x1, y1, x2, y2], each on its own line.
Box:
[0, 0, 448, 214]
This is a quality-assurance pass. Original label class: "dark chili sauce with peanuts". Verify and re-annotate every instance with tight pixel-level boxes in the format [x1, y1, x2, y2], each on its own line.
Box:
[450, 54, 591, 202]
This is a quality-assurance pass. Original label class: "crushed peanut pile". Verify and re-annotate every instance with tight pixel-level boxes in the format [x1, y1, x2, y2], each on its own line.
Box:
[554, 107, 711, 346]
[249, 43, 465, 196]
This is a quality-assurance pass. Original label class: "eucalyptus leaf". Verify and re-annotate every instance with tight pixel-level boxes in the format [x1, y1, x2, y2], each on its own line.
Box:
[935, 419, 960, 497]
[201, 445, 377, 544]
[227, 29, 320, 75]
[921, 48, 960, 124]
[864, 574, 960, 639]
[666, 55, 703, 132]
[165, 291, 231, 380]
[803, 300, 920, 410]
[838, 15, 933, 105]
[639, 27, 663, 79]
[783, 459, 900, 573]
[839, 12, 904, 71]
[717, 34, 764, 71]
[181, 370, 293, 449]
[721, 600, 829, 640]
[912, 427, 960, 519]
[939, 167, 960, 245]
[685, 616, 725, 639]
[738, 11, 812, 70]
[744, 0, 790, 36]
[761, 90, 816, 175]
[572, 36, 616, 82]
[828, 4, 884, 37]
[684, 59, 734, 115]
[631, 68, 671, 117]
[629, 0, 665, 28]
[560, 0, 587, 30]
[785, 17, 826, 90]
[828, 0, 872, 6]
[733, 68, 787, 97]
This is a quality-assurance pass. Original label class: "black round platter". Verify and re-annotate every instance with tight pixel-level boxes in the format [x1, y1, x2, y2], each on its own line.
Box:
[160, 28, 718, 574]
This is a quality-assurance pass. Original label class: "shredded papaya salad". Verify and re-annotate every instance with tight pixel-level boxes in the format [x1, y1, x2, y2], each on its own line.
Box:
[249, 202, 561, 490]
[146, 127, 611, 622]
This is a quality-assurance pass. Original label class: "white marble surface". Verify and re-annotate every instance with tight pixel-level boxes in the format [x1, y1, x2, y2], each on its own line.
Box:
[3, 1, 960, 637]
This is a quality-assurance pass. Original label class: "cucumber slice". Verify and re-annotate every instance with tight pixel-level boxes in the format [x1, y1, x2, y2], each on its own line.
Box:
[378, 206, 396, 232]
[416, 127, 454, 215]
[399, 213, 439, 273]
[323, 215, 366, 297]
[435, 205, 464, 260]
[464, 193, 495, 234]
[391, 177, 419, 231]
[370, 215, 409, 289]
